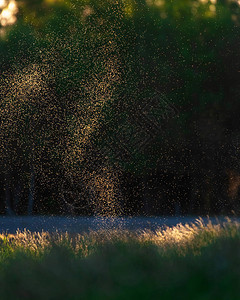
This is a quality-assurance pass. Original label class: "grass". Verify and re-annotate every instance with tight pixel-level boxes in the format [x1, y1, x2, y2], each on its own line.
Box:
[0, 218, 240, 299]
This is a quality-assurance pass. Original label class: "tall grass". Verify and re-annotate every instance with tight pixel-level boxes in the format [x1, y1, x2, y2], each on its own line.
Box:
[0, 218, 240, 299]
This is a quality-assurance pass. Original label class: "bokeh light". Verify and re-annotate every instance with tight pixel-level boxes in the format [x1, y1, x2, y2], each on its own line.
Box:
[0, 0, 18, 27]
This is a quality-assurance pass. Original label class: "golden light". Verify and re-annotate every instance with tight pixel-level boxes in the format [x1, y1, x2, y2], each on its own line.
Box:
[0, 0, 18, 27]
[0, 0, 6, 9]
[209, 4, 216, 12]
[155, 0, 165, 7]
[8, 0, 18, 13]
[82, 5, 93, 18]
[7, 14, 16, 25]
[146, 0, 153, 6]
[44, 0, 64, 3]
[1, 8, 11, 18]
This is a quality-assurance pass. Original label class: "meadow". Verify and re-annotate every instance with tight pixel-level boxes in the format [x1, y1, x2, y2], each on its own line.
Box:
[0, 218, 239, 299]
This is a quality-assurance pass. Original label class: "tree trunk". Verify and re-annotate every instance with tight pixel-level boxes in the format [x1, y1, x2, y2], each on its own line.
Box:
[5, 177, 14, 215]
[13, 183, 21, 214]
[27, 165, 35, 215]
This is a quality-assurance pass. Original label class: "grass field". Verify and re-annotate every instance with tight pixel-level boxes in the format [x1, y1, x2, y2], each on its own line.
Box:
[0, 218, 240, 300]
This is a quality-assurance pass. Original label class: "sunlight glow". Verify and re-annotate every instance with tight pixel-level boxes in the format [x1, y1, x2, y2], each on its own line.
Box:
[0, 0, 18, 27]
[209, 4, 216, 12]
[83, 5, 93, 17]
[0, 0, 6, 9]
[8, 0, 18, 13]
[155, 0, 165, 7]
[0, 218, 236, 257]
[1, 8, 11, 18]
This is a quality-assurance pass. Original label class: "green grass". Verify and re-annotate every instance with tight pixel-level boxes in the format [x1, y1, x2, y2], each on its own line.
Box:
[0, 218, 240, 299]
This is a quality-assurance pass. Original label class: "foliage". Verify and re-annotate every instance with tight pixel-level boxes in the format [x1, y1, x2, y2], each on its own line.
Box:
[0, 0, 240, 214]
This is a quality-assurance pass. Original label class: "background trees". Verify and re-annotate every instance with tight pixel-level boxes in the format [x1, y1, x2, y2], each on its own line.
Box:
[0, 0, 240, 215]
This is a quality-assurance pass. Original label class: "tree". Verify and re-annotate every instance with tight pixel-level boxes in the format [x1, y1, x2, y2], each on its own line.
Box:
[0, 0, 240, 215]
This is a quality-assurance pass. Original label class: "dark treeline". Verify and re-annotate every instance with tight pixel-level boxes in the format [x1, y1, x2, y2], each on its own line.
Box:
[0, 0, 240, 216]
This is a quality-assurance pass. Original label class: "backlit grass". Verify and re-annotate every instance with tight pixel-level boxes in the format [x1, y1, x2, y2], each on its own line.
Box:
[0, 218, 240, 299]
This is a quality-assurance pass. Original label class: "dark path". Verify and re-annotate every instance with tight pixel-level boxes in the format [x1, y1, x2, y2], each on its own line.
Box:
[0, 216, 237, 234]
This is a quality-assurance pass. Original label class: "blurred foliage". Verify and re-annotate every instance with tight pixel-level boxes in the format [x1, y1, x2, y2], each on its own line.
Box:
[0, 0, 240, 214]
